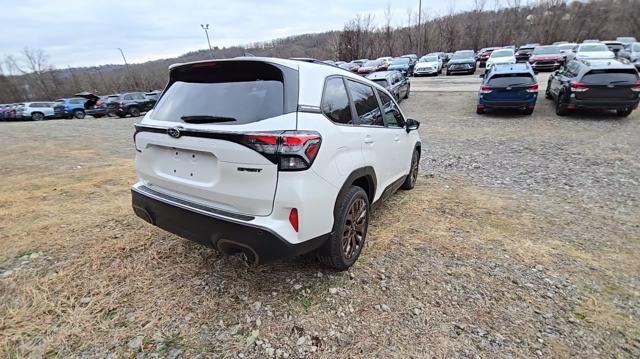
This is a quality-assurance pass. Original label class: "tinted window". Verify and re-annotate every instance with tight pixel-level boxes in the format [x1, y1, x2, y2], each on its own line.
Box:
[487, 74, 535, 86]
[29, 103, 38, 108]
[579, 44, 608, 52]
[378, 91, 405, 128]
[581, 70, 639, 84]
[123, 94, 133, 100]
[491, 50, 513, 58]
[346, 80, 383, 126]
[532, 46, 561, 55]
[134, 93, 145, 100]
[633, 43, 640, 52]
[152, 62, 286, 125]
[321, 77, 352, 124]
[372, 79, 389, 88]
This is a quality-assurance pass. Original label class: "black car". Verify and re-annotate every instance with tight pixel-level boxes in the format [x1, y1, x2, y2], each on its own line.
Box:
[387, 57, 414, 76]
[601, 41, 625, 56]
[106, 92, 155, 118]
[515, 45, 537, 62]
[365, 71, 410, 102]
[446, 50, 477, 75]
[75, 92, 110, 118]
[546, 58, 640, 117]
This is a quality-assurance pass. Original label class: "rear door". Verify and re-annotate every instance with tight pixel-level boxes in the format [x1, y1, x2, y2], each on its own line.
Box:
[377, 90, 411, 179]
[576, 70, 640, 101]
[135, 60, 298, 217]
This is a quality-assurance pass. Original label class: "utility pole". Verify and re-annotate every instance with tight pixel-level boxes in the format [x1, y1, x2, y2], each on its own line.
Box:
[117, 47, 139, 90]
[418, 0, 423, 54]
[201, 24, 214, 58]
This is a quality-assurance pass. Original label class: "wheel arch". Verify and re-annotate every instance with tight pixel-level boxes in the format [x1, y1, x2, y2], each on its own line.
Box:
[333, 167, 377, 218]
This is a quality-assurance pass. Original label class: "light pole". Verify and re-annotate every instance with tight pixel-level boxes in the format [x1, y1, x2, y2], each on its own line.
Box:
[418, 0, 422, 54]
[117, 47, 139, 90]
[201, 24, 214, 58]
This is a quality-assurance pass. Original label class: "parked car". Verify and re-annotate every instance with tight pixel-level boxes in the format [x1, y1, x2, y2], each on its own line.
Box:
[616, 36, 637, 46]
[546, 58, 640, 117]
[339, 62, 361, 72]
[477, 47, 500, 67]
[413, 55, 442, 76]
[619, 42, 640, 70]
[528, 45, 565, 72]
[552, 41, 569, 45]
[75, 92, 109, 118]
[0, 104, 11, 120]
[582, 39, 600, 43]
[515, 45, 537, 62]
[558, 43, 578, 55]
[387, 57, 413, 76]
[53, 98, 88, 119]
[14, 102, 56, 121]
[131, 58, 422, 270]
[376, 56, 393, 65]
[357, 59, 388, 74]
[1, 104, 19, 120]
[144, 91, 161, 104]
[477, 63, 539, 115]
[446, 50, 477, 75]
[485, 48, 516, 69]
[601, 41, 625, 55]
[400, 54, 418, 62]
[570, 43, 615, 60]
[106, 92, 154, 117]
[365, 71, 411, 101]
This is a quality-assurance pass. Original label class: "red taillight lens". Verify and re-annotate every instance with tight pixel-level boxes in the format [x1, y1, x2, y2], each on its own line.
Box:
[527, 83, 539, 93]
[480, 84, 493, 94]
[289, 208, 299, 232]
[631, 81, 640, 92]
[571, 81, 589, 92]
[96, 101, 103, 107]
[241, 131, 322, 171]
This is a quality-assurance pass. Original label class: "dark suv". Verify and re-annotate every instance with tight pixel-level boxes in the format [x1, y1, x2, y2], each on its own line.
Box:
[546, 58, 640, 117]
[106, 92, 154, 117]
[365, 71, 410, 102]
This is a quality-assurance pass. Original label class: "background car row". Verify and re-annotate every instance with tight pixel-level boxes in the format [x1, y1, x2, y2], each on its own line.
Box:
[0, 90, 161, 121]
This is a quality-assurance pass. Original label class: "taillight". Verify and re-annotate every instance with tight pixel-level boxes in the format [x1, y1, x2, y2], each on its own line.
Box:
[480, 84, 493, 94]
[631, 81, 640, 92]
[289, 208, 299, 232]
[527, 83, 539, 93]
[241, 131, 322, 171]
[96, 101, 103, 107]
[570, 81, 589, 92]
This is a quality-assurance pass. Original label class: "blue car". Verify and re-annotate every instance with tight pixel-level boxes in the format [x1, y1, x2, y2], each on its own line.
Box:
[477, 63, 539, 115]
[53, 97, 88, 119]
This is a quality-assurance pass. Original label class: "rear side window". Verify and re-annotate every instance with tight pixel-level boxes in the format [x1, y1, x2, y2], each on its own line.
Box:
[581, 70, 638, 84]
[487, 73, 535, 87]
[153, 61, 287, 124]
[321, 77, 353, 124]
[372, 79, 389, 87]
[346, 80, 383, 126]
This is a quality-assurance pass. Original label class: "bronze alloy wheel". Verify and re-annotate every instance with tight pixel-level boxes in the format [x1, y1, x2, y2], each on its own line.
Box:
[342, 198, 367, 259]
[410, 151, 419, 185]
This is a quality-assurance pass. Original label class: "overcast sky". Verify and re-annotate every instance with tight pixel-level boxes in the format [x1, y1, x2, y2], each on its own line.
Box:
[0, 0, 478, 68]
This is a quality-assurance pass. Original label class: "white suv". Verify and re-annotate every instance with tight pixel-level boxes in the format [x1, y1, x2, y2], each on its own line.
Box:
[132, 58, 422, 270]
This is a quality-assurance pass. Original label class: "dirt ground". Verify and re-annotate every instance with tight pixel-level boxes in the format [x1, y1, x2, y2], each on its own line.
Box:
[1, 74, 639, 358]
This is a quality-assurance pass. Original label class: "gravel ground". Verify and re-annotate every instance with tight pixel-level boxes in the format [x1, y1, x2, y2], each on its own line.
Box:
[0, 74, 639, 358]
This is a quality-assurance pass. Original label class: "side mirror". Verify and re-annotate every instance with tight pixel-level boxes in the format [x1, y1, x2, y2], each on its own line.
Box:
[405, 118, 420, 133]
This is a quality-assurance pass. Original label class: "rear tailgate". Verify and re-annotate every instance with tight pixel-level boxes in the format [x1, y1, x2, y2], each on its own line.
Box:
[483, 73, 537, 102]
[576, 70, 640, 101]
[135, 60, 299, 217]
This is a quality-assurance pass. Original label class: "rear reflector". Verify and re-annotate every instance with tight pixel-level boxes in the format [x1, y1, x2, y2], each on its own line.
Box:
[289, 208, 299, 232]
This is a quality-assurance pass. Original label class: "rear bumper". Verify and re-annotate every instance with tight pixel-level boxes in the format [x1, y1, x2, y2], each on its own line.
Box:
[570, 98, 639, 110]
[479, 98, 537, 108]
[131, 184, 328, 264]
[447, 67, 475, 74]
[86, 108, 108, 116]
[531, 63, 562, 71]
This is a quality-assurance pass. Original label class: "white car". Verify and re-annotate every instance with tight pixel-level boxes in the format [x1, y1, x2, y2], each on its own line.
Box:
[571, 43, 615, 60]
[485, 48, 516, 69]
[14, 102, 56, 121]
[413, 55, 442, 76]
[132, 57, 422, 270]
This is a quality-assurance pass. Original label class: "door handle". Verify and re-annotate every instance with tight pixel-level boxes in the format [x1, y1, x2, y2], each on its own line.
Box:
[364, 136, 374, 144]
[394, 136, 400, 142]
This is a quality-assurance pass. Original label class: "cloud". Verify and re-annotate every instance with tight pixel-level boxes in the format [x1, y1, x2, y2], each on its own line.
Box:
[0, 0, 475, 68]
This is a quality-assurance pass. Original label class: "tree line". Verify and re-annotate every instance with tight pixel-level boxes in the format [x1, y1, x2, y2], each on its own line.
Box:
[0, 0, 638, 103]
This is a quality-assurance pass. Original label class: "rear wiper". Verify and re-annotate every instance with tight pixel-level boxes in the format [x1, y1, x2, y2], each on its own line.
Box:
[180, 115, 237, 123]
[506, 83, 529, 87]
[607, 80, 631, 85]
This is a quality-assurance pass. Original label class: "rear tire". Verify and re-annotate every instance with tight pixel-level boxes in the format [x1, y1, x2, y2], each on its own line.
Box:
[476, 106, 485, 114]
[555, 94, 569, 116]
[404, 86, 410, 99]
[318, 186, 369, 271]
[73, 110, 85, 119]
[401, 150, 420, 190]
[128, 107, 141, 117]
[31, 112, 44, 121]
[545, 86, 552, 99]
[616, 108, 632, 117]
[524, 108, 534, 115]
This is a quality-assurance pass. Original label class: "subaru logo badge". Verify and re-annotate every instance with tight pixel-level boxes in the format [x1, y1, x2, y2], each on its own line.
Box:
[167, 128, 181, 138]
[607, 84, 615, 88]
[506, 86, 512, 90]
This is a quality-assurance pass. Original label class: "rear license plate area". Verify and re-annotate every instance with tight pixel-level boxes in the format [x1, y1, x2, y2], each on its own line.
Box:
[153, 146, 217, 183]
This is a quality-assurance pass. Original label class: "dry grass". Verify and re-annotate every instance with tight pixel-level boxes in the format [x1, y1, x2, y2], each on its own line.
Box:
[1, 158, 639, 357]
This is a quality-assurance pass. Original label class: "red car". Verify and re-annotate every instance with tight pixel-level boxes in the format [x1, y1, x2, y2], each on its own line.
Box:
[477, 47, 500, 68]
[357, 59, 388, 74]
[528, 45, 565, 72]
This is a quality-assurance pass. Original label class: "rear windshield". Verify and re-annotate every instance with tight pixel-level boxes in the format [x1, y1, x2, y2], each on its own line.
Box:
[491, 50, 513, 58]
[391, 58, 409, 65]
[488, 73, 535, 87]
[372, 79, 389, 87]
[632, 43, 640, 52]
[580, 44, 608, 52]
[152, 61, 286, 124]
[452, 52, 474, 60]
[581, 70, 639, 85]
[363, 60, 381, 67]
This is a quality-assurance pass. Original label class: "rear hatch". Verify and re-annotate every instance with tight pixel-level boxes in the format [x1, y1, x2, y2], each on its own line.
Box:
[575, 70, 640, 101]
[75, 92, 99, 109]
[483, 73, 537, 102]
[134, 60, 300, 217]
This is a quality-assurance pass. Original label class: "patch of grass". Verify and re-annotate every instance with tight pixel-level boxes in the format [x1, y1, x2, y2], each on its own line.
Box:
[16, 249, 34, 258]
